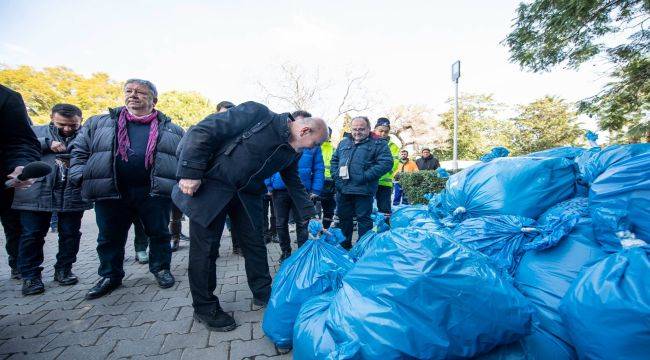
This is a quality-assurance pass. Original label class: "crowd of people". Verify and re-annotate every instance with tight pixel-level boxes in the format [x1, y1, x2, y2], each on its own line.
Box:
[0, 79, 439, 332]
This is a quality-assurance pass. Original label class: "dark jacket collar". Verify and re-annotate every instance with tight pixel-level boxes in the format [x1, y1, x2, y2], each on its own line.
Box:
[273, 112, 293, 143]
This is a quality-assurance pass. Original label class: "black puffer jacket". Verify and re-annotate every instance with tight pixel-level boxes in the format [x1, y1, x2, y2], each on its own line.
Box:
[70, 107, 184, 201]
[12, 124, 90, 212]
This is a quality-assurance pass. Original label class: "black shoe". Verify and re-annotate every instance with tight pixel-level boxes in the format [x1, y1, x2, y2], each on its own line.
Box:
[271, 234, 279, 243]
[279, 251, 291, 263]
[193, 309, 237, 332]
[54, 269, 78, 286]
[11, 268, 21, 280]
[233, 247, 240, 255]
[22, 278, 45, 296]
[170, 237, 180, 252]
[179, 233, 190, 241]
[86, 277, 121, 300]
[155, 270, 175, 289]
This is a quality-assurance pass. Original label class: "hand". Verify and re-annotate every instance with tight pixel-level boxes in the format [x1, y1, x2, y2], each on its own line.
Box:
[309, 193, 319, 201]
[50, 141, 66, 153]
[179, 178, 201, 196]
[7, 166, 36, 189]
[266, 191, 273, 197]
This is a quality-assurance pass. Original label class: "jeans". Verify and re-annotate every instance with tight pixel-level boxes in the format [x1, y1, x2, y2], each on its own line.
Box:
[94, 186, 172, 280]
[320, 180, 337, 229]
[189, 194, 271, 315]
[272, 190, 308, 253]
[50, 212, 58, 232]
[1, 209, 22, 270]
[17, 210, 84, 280]
[262, 194, 276, 238]
[375, 185, 393, 215]
[393, 182, 409, 205]
[337, 193, 373, 249]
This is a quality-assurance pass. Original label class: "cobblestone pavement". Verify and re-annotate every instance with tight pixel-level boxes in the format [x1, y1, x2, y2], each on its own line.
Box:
[0, 210, 293, 360]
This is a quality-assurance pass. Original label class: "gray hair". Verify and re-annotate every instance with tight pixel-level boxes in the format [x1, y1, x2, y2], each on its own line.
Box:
[124, 78, 158, 98]
[351, 116, 371, 129]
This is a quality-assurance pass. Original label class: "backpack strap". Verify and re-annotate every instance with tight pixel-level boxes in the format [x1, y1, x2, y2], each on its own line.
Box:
[219, 115, 276, 157]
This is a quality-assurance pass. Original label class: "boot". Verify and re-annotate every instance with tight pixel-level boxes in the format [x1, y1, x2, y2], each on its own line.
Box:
[193, 308, 236, 332]
[170, 235, 180, 252]
[169, 218, 182, 252]
[54, 268, 78, 286]
[22, 278, 45, 296]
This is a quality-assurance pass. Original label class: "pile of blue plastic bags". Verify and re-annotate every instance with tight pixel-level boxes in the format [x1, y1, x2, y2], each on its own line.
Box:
[262, 140, 649, 359]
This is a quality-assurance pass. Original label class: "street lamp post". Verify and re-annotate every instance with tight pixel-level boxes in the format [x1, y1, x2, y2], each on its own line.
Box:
[451, 60, 461, 171]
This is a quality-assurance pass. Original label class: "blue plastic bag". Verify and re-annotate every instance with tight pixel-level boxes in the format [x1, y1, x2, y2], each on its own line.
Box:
[524, 197, 589, 251]
[589, 151, 650, 251]
[452, 215, 538, 274]
[294, 227, 534, 359]
[478, 324, 578, 360]
[578, 143, 650, 186]
[481, 146, 511, 162]
[559, 244, 650, 360]
[525, 146, 586, 160]
[452, 198, 591, 276]
[390, 204, 430, 228]
[349, 213, 389, 262]
[436, 167, 450, 178]
[262, 230, 354, 349]
[514, 216, 607, 355]
[439, 157, 576, 221]
[293, 292, 339, 360]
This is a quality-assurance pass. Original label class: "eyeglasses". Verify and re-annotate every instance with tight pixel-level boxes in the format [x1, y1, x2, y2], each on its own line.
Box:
[351, 128, 367, 132]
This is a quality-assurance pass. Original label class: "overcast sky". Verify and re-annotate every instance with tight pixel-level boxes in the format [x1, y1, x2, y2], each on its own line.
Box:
[1, 0, 607, 128]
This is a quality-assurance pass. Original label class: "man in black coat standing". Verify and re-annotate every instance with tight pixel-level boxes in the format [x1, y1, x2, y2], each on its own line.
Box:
[416, 148, 440, 170]
[174, 101, 327, 332]
[12, 104, 91, 295]
[0, 85, 40, 279]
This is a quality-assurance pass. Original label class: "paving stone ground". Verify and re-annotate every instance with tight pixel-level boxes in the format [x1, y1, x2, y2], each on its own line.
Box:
[0, 210, 295, 360]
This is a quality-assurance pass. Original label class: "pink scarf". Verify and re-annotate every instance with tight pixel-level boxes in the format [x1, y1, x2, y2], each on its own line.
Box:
[117, 107, 159, 169]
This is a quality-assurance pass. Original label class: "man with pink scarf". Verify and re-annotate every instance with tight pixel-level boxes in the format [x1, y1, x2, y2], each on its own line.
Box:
[70, 79, 184, 299]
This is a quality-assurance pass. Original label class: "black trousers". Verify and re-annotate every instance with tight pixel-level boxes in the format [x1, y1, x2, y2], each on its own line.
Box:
[94, 187, 172, 280]
[272, 190, 308, 253]
[169, 204, 183, 238]
[18, 210, 84, 279]
[189, 194, 271, 315]
[320, 180, 337, 229]
[337, 193, 373, 249]
[375, 185, 393, 215]
[0, 209, 21, 270]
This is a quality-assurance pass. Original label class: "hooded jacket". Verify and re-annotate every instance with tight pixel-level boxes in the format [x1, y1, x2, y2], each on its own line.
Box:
[265, 147, 325, 195]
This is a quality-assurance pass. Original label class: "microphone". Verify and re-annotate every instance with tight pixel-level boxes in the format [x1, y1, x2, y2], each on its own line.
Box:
[4, 161, 53, 188]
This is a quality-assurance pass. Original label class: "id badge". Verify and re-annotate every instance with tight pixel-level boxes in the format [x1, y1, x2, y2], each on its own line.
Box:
[339, 165, 350, 180]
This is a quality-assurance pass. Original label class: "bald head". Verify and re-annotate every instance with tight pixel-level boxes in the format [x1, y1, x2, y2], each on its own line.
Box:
[288, 116, 328, 152]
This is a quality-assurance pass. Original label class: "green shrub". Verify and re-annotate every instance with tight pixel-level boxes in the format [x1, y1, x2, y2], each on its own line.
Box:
[398, 170, 448, 205]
